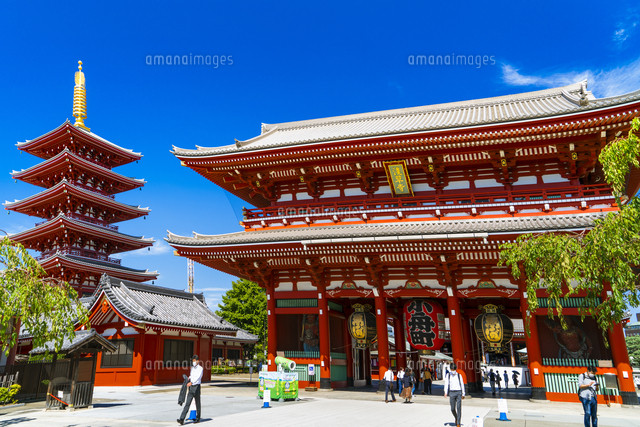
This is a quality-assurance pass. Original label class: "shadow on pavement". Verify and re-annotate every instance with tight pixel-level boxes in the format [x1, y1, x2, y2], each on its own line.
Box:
[0, 417, 36, 426]
[92, 403, 131, 408]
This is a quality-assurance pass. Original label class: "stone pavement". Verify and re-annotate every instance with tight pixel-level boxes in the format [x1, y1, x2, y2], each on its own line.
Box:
[0, 379, 639, 427]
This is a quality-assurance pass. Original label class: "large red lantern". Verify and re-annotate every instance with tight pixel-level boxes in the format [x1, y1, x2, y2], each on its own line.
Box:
[403, 299, 445, 350]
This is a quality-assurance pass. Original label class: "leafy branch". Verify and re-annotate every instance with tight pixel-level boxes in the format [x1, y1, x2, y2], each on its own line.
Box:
[500, 117, 640, 340]
[0, 237, 89, 355]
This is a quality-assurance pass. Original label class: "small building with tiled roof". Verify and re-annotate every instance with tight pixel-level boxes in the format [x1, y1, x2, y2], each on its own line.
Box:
[78, 275, 258, 386]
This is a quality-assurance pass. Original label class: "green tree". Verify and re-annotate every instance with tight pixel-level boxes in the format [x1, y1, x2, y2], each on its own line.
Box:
[215, 279, 267, 361]
[627, 335, 640, 367]
[500, 118, 640, 337]
[0, 237, 89, 355]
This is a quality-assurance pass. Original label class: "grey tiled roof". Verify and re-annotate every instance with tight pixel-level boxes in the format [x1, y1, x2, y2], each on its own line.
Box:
[30, 329, 117, 355]
[172, 82, 640, 156]
[216, 328, 259, 343]
[167, 211, 608, 247]
[88, 275, 237, 332]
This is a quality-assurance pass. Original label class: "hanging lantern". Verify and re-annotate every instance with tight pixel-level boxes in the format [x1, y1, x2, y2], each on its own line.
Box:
[403, 299, 445, 350]
[474, 304, 514, 353]
[348, 303, 377, 349]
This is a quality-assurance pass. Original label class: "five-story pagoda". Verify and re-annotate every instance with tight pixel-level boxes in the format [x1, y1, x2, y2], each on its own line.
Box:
[5, 62, 157, 295]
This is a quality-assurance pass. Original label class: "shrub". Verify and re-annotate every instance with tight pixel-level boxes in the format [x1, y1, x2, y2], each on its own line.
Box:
[0, 384, 21, 405]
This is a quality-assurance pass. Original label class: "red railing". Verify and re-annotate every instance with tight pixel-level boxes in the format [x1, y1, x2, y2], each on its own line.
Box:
[242, 184, 614, 227]
[73, 182, 116, 199]
[38, 247, 121, 265]
[36, 214, 119, 232]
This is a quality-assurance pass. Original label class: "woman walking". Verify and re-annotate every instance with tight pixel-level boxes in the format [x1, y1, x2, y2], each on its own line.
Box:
[401, 368, 414, 403]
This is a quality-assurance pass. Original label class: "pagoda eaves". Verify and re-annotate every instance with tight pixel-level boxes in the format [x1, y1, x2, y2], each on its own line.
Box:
[17, 121, 142, 168]
[10, 213, 154, 254]
[11, 148, 145, 194]
[4, 180, 150, 223]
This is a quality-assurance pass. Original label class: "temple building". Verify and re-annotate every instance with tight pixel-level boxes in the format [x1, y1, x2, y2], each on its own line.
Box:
[168, 81, 640, 404]
[5, 62, 157, 295]
[16, 275, 258, 386]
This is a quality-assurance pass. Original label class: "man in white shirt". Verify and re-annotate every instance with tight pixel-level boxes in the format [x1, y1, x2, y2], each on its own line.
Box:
[178, 355, 203, 425]
[383, 368, 396, 403]
[443, 363, 465, 427]
[578, 366, 599, 427]
[397, 368, 405, 393]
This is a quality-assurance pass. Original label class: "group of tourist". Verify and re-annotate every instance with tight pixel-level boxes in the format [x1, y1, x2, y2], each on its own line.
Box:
[383, 363, 465, 427]
[483, 368, 519, 395]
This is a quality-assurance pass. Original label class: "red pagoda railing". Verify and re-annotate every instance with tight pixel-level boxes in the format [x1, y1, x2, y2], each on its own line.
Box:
[73, 182, 116, 199]
[36, 214, 119, 232]
[242, 184, 614, 227]
[38, 247, 122, 265]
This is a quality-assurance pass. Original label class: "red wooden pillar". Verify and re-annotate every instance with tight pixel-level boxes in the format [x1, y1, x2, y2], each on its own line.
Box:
[138, 330, 146, 385]
[609, 322, 637, 405]
[153, 330, 162, 384]
[447, 292, 466, 382]
[518, 280, 546, 400]
[266, 284, 277, 372]
[374, 293, 389, 383]
[461, 315, 479, 392]
[601, 282, 638, 405]
[317, 285, 331, 389]
[393, 314, 407, 370]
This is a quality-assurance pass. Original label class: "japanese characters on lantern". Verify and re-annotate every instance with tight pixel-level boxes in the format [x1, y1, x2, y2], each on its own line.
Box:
[403, 299, 445, 350]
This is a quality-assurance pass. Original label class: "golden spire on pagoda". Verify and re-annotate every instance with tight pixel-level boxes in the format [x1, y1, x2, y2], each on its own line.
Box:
[72, 60, 90, 131]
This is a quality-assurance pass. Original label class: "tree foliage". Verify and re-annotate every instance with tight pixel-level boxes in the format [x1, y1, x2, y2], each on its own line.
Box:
[627, 335, 640, 367]
[500, 118, 640, 337]
[0, 237, 89, 355]
[215, 278, 267, 361]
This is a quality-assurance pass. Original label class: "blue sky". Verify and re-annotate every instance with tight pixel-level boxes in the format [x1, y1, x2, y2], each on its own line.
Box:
[1, 1, 639, 312]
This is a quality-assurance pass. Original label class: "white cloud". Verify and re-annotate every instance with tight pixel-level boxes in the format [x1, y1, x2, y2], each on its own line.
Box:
[119, 240, 172, 258]
[613, 7, 639, 47]
[502, 64, 591, 88]
[501, 56, 640, 98]
[614, 28, 629, 43]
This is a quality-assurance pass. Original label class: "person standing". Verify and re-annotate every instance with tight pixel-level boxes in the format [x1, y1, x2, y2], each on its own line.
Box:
[177, 355, 203, 425]
[397, 367, 405, 394]
[444, 363, 465, 427]
[512, 372, 519, 388]
[495, 369, 502, 392]
[383, 368, 396, 403]
[489, 369, 496, 396]
[423, 368, 432, 395]
[578, 367, 599, 427]
[503, 370, 509, 390]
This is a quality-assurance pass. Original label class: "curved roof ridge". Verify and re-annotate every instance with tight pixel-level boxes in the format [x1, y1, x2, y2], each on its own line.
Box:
[167, 211, 609, 247]
[262, 81, 587, 132]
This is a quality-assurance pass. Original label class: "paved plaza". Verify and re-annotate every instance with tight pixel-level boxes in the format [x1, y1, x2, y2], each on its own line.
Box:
[1, 377, 640, 427]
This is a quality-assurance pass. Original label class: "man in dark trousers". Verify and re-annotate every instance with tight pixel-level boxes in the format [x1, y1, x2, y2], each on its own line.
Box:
[578, 366, 599, 427]
[444, 363, 465, 427]
[489, 369, 496, 395]
[177, 355, 203, 425]
[383, 367, 396, 403]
